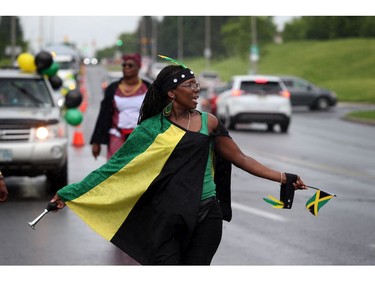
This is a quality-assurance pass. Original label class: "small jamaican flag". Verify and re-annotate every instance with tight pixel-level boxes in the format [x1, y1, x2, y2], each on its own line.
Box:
[306, 189, 334, 216]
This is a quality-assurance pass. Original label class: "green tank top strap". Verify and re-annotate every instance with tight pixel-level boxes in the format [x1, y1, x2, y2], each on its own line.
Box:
[199, 112, 209, 135]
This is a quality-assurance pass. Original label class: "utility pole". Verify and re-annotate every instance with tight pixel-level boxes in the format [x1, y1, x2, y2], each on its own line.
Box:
[177, 17, 183, 60]
[151, 17, 158, 62]
[10, 16, 16, 63]
[141, 17, 147, 58]
[49, 16, 55, 46]
[204, 16, 211, 70]
[249, 16, 259, 74]
[38, 16, 44, 52]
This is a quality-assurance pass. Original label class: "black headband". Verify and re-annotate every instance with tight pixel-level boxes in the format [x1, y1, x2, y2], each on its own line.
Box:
[160, 68, 195, 93]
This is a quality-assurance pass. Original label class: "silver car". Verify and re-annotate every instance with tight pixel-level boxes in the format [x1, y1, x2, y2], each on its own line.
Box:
[216, 75, 292, 132]
[0, 69, 68, 192]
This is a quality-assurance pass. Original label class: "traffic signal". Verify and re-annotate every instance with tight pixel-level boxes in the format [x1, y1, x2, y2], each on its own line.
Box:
[116, 39, 123, 47]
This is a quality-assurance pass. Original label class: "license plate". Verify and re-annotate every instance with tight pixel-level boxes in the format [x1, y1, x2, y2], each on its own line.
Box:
[0, 149, 13, 161]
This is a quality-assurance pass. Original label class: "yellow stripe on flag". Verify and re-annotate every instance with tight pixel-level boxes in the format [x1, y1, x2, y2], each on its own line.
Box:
[66, 125, 185, 240]
[267, 195, 284, 205]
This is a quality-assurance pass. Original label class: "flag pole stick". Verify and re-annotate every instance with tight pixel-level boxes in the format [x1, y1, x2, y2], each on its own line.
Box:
[306, 185, 337, 197]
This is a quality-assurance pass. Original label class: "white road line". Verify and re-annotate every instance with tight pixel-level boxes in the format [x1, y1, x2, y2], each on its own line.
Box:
[231, 202, 287, 222]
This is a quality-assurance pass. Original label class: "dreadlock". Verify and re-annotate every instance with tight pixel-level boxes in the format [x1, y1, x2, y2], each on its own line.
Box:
[137, 65, 185, 124]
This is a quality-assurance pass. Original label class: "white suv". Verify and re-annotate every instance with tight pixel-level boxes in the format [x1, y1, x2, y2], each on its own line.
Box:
[216, 75, 292, 132]
[0, 68, 68, 192]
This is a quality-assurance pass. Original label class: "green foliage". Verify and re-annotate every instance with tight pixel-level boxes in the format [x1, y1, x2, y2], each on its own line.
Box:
[185, 38, 375, 104]
[96, 33, 138, 60]
[157, 16, 235, 59]
[347, 110, 375, 120]
[156, 16, 276, 59]
[283, 16, 375, 41]
[221, 16, 276, 59]
[0, 16, 27, 60]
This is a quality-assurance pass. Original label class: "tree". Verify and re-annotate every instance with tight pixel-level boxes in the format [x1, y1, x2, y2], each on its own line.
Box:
[0, 16, 27, 61]
[221, 17, 277, 58]
[283, 16, 375, 41]
[157, 16, 235, 59]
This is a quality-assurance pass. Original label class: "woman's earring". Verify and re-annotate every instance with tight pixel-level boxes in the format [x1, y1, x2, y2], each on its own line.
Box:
[163, 99, 174, 116]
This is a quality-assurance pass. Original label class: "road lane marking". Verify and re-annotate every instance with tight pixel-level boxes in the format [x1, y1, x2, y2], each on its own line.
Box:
[231, 202, 287, 222]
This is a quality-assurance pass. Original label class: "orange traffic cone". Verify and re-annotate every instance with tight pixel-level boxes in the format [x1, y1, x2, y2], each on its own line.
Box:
[79, 100, 88, 113]
[72, 126, 85, 147]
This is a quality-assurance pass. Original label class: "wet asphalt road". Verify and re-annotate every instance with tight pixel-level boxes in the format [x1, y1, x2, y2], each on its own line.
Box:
[1, 66, 375, 268]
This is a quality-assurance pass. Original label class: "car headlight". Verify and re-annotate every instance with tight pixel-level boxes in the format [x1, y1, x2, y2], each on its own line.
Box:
[35, 127, 49, 140]
[33, 123, 67, 140]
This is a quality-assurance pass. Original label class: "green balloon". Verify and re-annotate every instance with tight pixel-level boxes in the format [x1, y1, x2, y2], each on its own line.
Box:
[41, 62, 59, 76]
[64, 108, 83, 126]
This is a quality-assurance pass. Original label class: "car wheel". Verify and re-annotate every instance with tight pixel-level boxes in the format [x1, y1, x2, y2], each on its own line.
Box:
[224, 108, 235, 130]
[312, 97, 330, 111]
[47, 160, 68, 192]
[267, 124, 274, 132]
[280, 121, 289, 133]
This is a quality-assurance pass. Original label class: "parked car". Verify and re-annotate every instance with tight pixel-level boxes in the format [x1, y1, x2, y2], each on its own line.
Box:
[146, 62, 169, 80]
[216, 75, 292, 132]
[279, 76, 337, 111]
[196, 87, 212, 113]
[197, 70, 222, 88]
[0, 68, 68, 192]
[208, 83, 230, 115]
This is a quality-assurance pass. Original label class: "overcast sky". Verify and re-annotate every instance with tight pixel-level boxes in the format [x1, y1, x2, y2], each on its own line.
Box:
[7, 0, 370, 57]
[19, 16, 296, 57]
[20, 16, 141, 56]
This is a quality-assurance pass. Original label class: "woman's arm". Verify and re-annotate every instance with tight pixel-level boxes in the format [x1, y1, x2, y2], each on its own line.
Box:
[208, 113, 306, 189]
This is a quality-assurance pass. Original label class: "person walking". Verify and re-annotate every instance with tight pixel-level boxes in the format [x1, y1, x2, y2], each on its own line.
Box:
[50, 59, 306, 265]
[0, 170, 8, 202]
[90, 53, 151, 160]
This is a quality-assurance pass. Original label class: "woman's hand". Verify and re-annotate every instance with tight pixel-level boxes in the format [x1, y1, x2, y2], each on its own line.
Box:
[92, 143, 101, 159]
[50, 194, 66, 210]
[293, 175, 307, 190]
[0, 180, 8, 202]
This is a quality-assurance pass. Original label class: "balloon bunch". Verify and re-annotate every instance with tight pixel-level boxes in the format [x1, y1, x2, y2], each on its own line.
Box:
[64, 89, 83, 126]
[16, 51, 83, 127]
[17, 51, 63, 90]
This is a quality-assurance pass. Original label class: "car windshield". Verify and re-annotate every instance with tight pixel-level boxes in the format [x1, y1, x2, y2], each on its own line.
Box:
[240, 81, 282, 95]
[0, 78, 54, 108]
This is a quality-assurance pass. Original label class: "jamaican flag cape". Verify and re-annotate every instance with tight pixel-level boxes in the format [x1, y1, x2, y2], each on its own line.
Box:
[57, 113, 232, 264]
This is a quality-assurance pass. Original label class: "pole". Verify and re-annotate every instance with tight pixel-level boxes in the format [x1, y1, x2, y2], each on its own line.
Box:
[250, 16, 258, 74]
[10, 16, 16, 64]
[177, 17, 183, 61]
[205, 16, 211, 70]
[306, 186, 337, 197]
[141, 17, 147, 57]
[151, 17, 158, 62]
[38, 16, 44, 52]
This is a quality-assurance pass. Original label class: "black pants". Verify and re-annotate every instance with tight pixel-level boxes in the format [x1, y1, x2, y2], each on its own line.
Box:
[154, 197, 223, 265]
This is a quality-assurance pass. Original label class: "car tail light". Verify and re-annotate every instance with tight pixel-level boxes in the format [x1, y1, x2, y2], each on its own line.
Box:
[201, 99, 209, 106]
[231, 89, 244, 96]
[255, 78, 268, 84]
[280, 90, 291, 98]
